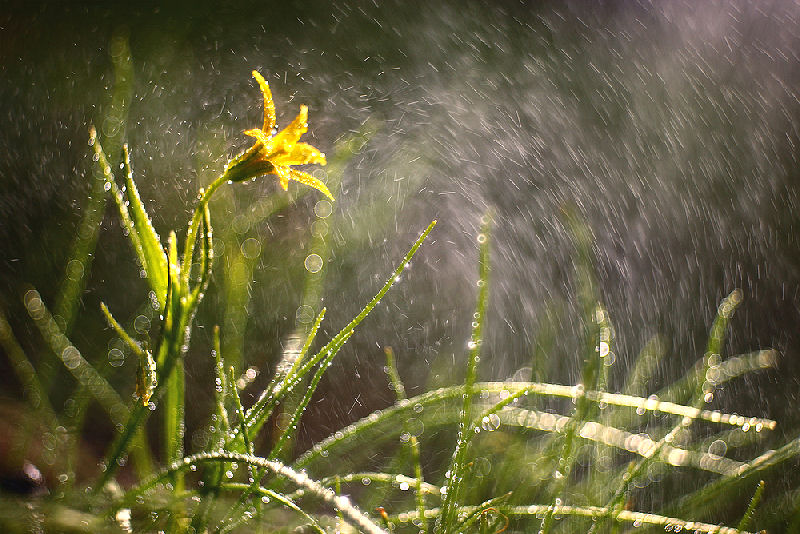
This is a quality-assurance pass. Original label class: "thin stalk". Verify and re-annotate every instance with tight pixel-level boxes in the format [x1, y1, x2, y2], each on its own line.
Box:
[736, 480, 765, 532]
[436, 216, 490, 534]
[385, 346, 427, 532]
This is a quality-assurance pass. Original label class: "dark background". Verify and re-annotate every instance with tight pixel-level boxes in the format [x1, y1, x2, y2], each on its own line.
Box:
[1, 0, 799, 493]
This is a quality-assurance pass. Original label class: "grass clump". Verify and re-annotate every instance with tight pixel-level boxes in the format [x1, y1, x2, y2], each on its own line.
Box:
[1, 47, 798, 534]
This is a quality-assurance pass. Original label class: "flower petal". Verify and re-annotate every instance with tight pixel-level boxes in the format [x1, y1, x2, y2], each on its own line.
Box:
[287, 168, 334, 201]
[272, 105, 308, 152]
[244, 128, 272, 152]
[273, 165, 291, 191]
[271, 142, 327, 166]
[252, 70, 276, 133]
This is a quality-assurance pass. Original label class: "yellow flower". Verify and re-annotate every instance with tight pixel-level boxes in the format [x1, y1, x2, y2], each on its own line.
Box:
[224, 70, 333, 201]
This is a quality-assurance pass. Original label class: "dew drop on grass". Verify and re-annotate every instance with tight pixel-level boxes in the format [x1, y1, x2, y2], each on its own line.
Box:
[481, 413, 501, 431]
[133, 315, 150, 333]
[407, 417, 424, 437]
[107, 347, 124, 367]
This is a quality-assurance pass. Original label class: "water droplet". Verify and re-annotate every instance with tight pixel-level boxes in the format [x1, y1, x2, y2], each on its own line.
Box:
[241, 237, 261, 259]
[481, 413, 501, 431]
[108, 347, 125, 367]
[304, 253, 323, 273]
[133, 315, 151, 334]
[314, 200, 333, 218]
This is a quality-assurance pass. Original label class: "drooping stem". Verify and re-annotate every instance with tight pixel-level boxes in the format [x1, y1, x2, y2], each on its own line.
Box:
[181, 174, 227, 287]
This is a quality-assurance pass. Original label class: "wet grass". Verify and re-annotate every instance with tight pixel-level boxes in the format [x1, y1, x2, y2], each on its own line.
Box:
[1, 43, 799, 534]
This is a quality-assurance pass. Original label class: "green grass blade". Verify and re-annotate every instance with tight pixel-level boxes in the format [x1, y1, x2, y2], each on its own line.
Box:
[163, 232, 186, 495]
[736, 480, 765, 532]
[591, 289, 744, 532]
[24, 289, 129, 428]
[270, 332, 351, 461]
[0, 307, 59, 432]
[454, 492, 511, 533]
[53, 28, 132, 334]
[119, 451, 388, 534]
[542, 211, 603, 534]
[121, 144, 168, 305]
[622, 335, 667, 396]
[99, 301, 149, 365]
[664, 434, 800, 519]
[98, 234, 190, 489]
[25, 289, 155, 485]
[385, 346, 427, 532]
[216, 483, 325, 534]
[238, 220, 436, 446]
[190, 203, 213, 306]
[436, 216, 490, 534]
[212, 326, 230, 439]
[395, 504, 757, 533]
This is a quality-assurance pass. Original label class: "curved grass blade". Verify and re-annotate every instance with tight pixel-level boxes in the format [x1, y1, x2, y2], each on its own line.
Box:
[98, 234, 190, 489]
[395, 504, 757, 533]
[590, 289, 744, 532]
[270, 331, 351, 461]
[215, 483, 325, 534]
[118, 451, 388, 534]
[294, 380, 776, 472]
[664, 434, 800, 520]
[25, 289, 154, 483]
[190, 203, 213, 306]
